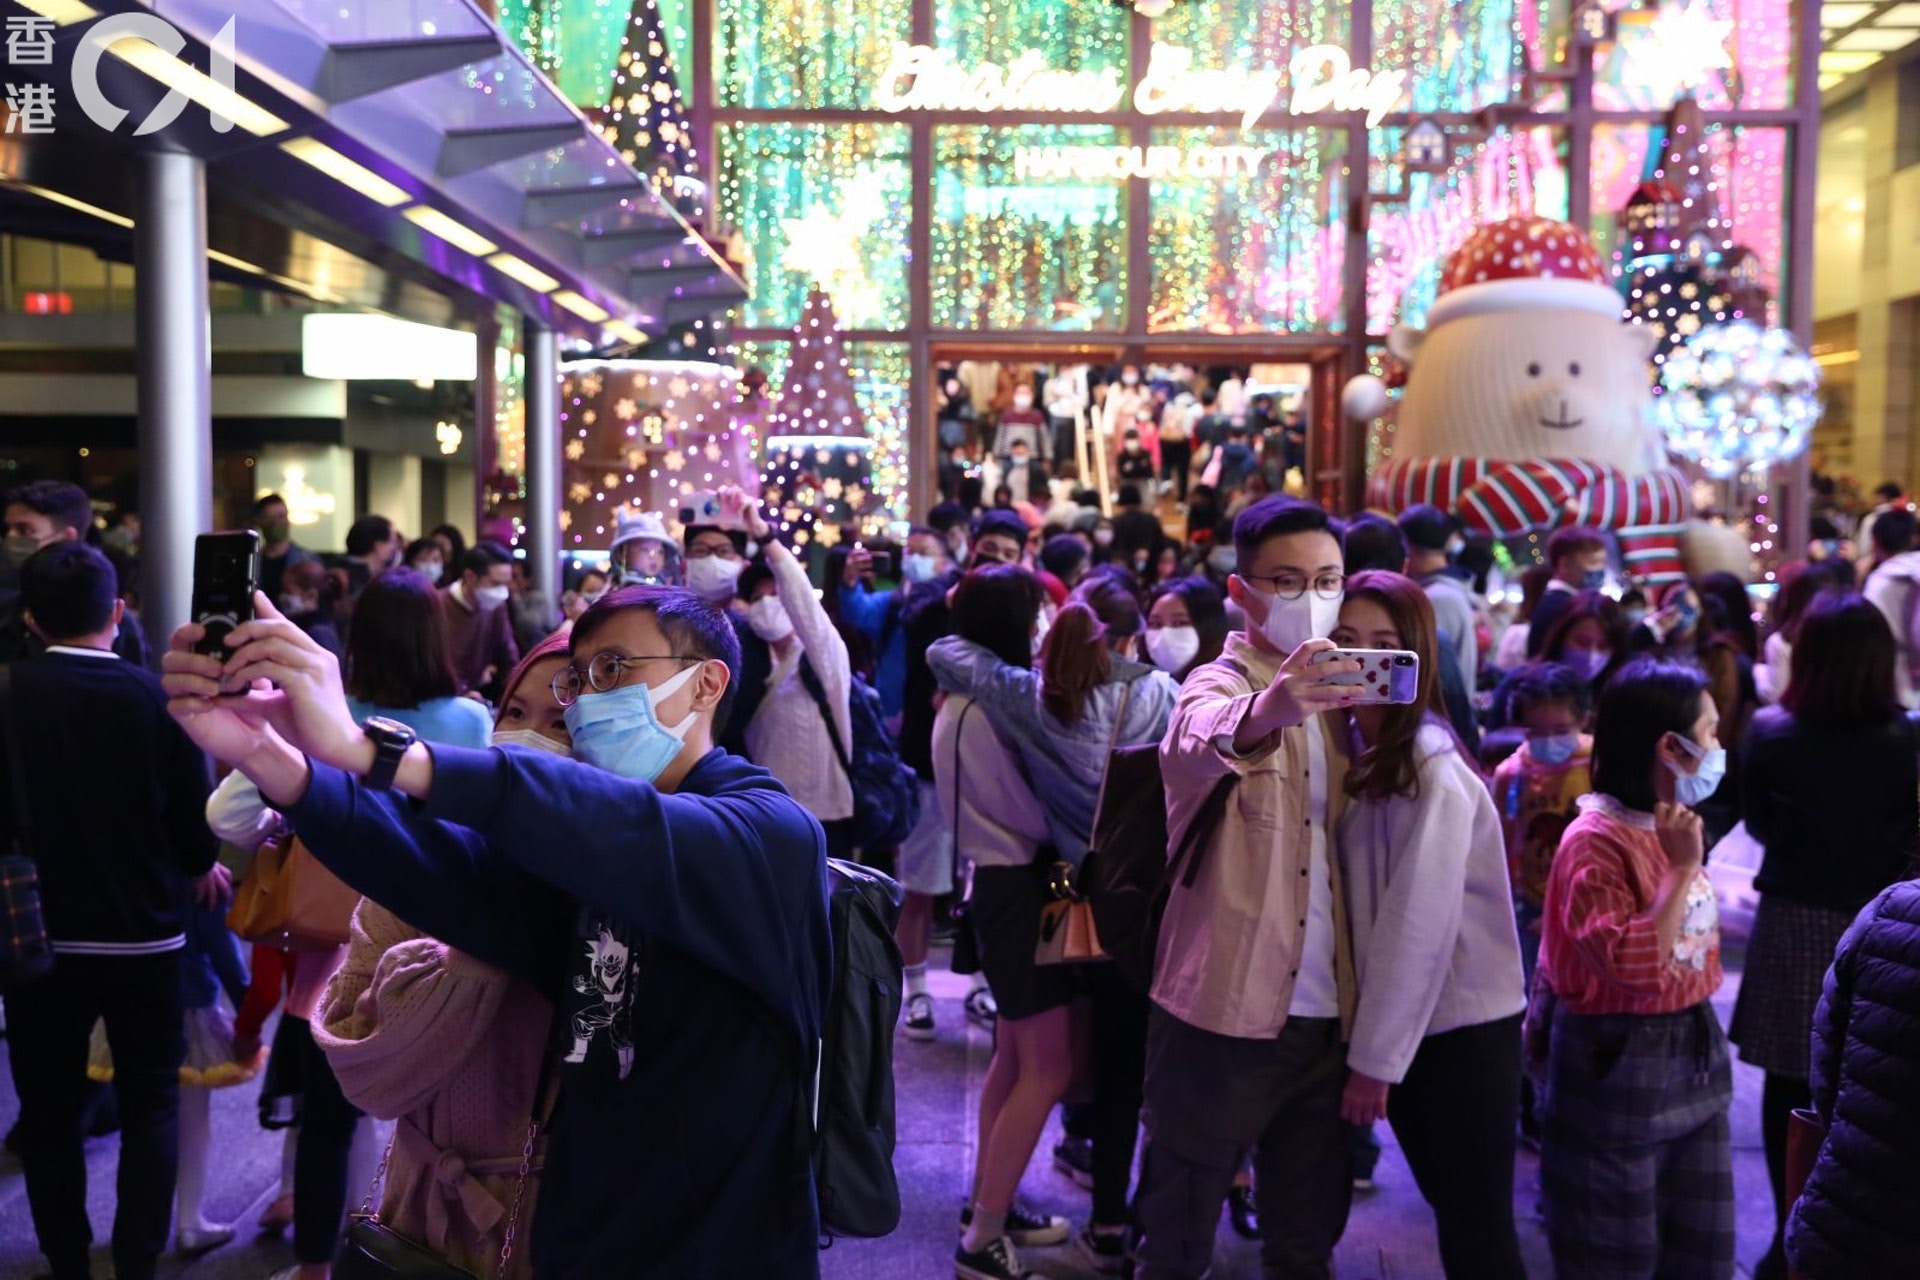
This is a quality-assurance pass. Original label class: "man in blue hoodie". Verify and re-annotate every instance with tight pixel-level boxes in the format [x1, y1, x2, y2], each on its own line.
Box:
[161, 581, 832, 1278]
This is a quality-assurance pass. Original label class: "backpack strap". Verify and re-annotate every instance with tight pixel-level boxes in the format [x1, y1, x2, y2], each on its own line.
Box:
[798, 656, 855, 781]
[1168, 654, 1251, 891]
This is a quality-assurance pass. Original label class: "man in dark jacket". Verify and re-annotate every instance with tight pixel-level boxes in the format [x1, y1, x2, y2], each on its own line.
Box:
[162, 584, 831, 1277]
[2, 543, 218, 1280]
[1, 480, 147, 665]
[1785, 878, 1920, 1280]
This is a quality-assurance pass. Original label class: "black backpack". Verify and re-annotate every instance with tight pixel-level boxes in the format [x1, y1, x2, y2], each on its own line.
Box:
[1080, 658, 1243, 994]
[800, 660, 921, 851]
[797, 858, 905, 1240]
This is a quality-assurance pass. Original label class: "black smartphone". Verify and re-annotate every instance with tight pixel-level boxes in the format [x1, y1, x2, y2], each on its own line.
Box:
[191, 530, 261, 658]
[867, 550, 893, 578]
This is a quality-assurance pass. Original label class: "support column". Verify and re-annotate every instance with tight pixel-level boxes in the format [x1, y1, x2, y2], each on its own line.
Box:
[523, 318, 560, 613]
[135, 148, 211, 651]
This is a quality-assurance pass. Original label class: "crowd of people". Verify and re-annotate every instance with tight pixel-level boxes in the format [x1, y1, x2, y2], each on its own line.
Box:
[0, 407, 1916, 1280]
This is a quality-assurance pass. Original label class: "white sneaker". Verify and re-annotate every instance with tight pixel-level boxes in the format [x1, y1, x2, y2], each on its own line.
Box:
[903, 991, 936, 1041]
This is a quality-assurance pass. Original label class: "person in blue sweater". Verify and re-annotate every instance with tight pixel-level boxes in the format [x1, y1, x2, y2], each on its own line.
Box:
[161, 584, 832, 1279]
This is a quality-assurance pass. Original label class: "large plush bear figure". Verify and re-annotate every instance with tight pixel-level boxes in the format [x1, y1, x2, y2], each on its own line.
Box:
[1365, 216, 1689, 582]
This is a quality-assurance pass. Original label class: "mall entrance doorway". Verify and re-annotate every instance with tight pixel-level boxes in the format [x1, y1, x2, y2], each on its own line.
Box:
[925, 343, 1352, 544]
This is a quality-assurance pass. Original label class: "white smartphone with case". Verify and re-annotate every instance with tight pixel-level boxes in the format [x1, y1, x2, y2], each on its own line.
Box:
[1310, 648, 1421, 705]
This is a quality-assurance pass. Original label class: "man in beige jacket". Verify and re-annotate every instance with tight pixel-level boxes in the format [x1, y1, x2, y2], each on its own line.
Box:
[1136, 496, 1364, 1280]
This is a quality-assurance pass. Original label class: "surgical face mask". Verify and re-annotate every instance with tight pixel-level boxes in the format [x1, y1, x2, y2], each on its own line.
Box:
[1206, 547, 1236, 575]
[747, 595, 794, 643]
[1010, 452, 1031, 468]
[4, 533, 41, 569]
[1013, 392, 1033, 409]
[474, 583, 510, 610]
[563, 662, 703, 782]
[1667, 734, 1727, 808]
[580, 587, 608, 605]
[1093, 528, 1115, 548]
[278, 594, 317, 618]
[1145, 625, 1201, 674]
[491, 728, 571, 756]
[903, 552, 939, 585]
[1528, 732, 1581, 767]
[1122, 371, 1140, 386]
[259, 518, 290, 544]
[1623, 608, 1649, 630]
[1251, 585, 1341, 656]
[1580, 568, 1607, 591]
[1565, 647, 1612, 681]
[417, 561, 444, 586]
[1446, 536, 1466, 558]
[686, 555, 744, 604]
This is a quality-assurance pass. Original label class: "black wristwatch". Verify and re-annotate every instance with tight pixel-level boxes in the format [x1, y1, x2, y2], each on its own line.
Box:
[361, 717, 418, 792]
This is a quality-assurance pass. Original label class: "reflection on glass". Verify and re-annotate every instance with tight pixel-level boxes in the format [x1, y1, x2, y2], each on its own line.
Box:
[1373, 0, 1522, 114]
[933, 126, 1128, 332]
[716, 0, 911, 109]
[1147, 0, 1350, 70]
[934, 0, 1127, 75]
[1366, 126, 1568, 334]
[1148, 128, 1347, 335]
[717, 122, 913, 330]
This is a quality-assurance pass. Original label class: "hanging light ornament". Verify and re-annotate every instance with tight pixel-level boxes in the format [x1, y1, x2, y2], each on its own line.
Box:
[1655, 321, 1821, 479]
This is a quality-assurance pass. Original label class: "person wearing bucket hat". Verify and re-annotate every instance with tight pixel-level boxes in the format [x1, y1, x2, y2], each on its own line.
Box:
[609, 510, 681, 589]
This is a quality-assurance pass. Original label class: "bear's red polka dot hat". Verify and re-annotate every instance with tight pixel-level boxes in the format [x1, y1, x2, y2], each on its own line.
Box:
[1427, 215, 1620, 331]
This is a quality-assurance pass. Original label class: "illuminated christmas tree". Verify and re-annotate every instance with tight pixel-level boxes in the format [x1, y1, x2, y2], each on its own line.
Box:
[602, 0, 704, 222]
[1615, 98, 1733, 379]
[761, 288, 872, 543]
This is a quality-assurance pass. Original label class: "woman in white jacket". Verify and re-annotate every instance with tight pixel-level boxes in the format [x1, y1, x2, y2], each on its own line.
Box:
[1329, 570, 1528, 1280]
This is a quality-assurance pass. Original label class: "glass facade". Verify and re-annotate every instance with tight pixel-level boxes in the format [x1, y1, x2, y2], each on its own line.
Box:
[496, 0, 1812, 513]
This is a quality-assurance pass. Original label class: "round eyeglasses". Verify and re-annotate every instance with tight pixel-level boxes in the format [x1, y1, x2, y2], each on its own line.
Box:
[550, 652, 700, 707]
[1242, 571, 1346, 601]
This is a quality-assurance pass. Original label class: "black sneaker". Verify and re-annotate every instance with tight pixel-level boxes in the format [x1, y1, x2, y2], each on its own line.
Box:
[1227, 1184, 1259, 1240]
[903, 992, 936, 1041]
[960, 1203, 1072, 1248]
[1052, 1136, 1095, 1190]
[955, 1235, 1034, 1280]
[1074, 1223, 1130, 1275]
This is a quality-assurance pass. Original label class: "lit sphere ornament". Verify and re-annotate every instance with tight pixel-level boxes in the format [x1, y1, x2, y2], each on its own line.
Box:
[1341, 374, 1389, 423]
[1655, 321, 1821, 480]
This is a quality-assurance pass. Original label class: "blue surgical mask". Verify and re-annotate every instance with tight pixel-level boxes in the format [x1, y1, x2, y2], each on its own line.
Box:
[1528, 732, 1580, 767]
[1668, 734, 1727, 807]
[1566, 648, 1612, 682]
[563, 662, 704, 782]
[1580, 569, 1607, 591]
[903, 552, 939, 585]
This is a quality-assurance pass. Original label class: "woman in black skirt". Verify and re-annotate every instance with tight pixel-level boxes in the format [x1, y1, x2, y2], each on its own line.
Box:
[1736, 589, 1918, 1280]
[938, 564, 1079, 1280]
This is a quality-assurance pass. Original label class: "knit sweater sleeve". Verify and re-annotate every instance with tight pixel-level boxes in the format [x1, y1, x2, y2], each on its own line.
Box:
[1553, 826, 1666, 997]
[315, 900, 515, 1119]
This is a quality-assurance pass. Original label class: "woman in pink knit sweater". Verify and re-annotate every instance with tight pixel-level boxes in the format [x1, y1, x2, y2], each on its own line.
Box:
[313, 632, 571, 1278]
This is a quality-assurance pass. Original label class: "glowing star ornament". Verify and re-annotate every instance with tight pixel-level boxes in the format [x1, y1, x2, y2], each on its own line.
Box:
[1656, 322, 1821, 479]
[1622, 0, 1735, 105]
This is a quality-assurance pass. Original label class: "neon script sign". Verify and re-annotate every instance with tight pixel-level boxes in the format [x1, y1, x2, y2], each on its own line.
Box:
[875, 42, 1408, 131]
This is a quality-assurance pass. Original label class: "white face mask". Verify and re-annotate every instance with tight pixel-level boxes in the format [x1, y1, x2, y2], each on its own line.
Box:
[747, 595, 794, 642]
[686, 555, 744, 604]
[418, 561, 444, 585]
[474, 582, 510, 610]
[1250, 585, 1341, 656]
[1145, 625, 1202, 674]
[491, 728, 571, 756]
[1094, 528, 1115, 548]
[1013, 392, 1033, 409]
